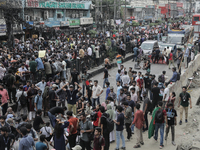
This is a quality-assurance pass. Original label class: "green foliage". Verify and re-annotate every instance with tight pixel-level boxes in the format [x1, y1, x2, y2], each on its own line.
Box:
[107, 38, 111, 47]
[132, 21, 139, 27]
[87, 30, 97, 38]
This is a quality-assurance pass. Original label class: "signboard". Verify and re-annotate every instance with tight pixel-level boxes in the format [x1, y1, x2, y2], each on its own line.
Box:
[69, 19, 80, 26]
[60, 21, 69, 26]
[27, 0, 85, 9]
[0, 24, 6, 33]
[45, 21, 60, 27]
[176, 2, 183, 8]
[80, 18, 93, 25]
[39, 50, 46, 58]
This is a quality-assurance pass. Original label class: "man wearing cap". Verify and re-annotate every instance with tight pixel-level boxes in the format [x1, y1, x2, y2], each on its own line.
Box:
[66, 82, 82, 115]
[48, 84, 59, 109]
[0, 126, 15, 150]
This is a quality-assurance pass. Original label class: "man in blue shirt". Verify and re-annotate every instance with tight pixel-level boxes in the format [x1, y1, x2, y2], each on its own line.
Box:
[36, 135, 49, 150]
[169, 67, 178, 83]
[19, 127, 35, 150]
[116, 70, 121, 83]
[133, 47, 138, 62]
[35, 55, 44, 81]
[105, 82, 110, 100]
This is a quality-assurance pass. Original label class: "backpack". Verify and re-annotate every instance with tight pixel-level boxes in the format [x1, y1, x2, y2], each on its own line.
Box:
[101, 113, 114, 133]
[86, 120, 94, 141]
[19, 91, 27, 107]
[177, 73, 180, 80]
[158, 75, 164, 83]
[56, 61, 63, 72]
[91, 112, 97, 121]
[155, 108, 164, 123]
[51, 64, 57, 74]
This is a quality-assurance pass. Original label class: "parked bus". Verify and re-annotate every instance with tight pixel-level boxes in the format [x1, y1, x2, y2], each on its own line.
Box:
[192, 14, 200, 37]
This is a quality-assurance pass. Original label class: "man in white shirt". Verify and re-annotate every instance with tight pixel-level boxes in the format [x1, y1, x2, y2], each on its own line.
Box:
[163, 82, 170, 108]
[18, 64, 28, 77]
[87, 46, 92, 56]
[61, 58, 67, 79]
[92, 80, 103, 107]
[16, 85, 28, 117]
[121, 71, 130, 86]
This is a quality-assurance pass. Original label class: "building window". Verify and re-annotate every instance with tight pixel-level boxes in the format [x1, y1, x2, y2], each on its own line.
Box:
[57, 13, 62, 18]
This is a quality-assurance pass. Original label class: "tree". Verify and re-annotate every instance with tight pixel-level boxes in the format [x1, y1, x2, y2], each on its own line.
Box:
[0, 0, 22, 50]
[132, 21, 139, 27]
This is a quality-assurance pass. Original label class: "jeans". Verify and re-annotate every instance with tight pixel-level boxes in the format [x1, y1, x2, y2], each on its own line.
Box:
[154, 123, 164, 146]
[92, 97, 100, 107]
[48, 112, 56, 128]
[2, 103, 8, 115]
[143, 112, 148, 131]
[116, 130, 125, 149]
[125, 123, 131, 139]
[7, 87, 16, 102]
[131, 113, 135, 132]
[68, 134, 77, 150]
[165, 125, 175, 141]
[177, 64, 181, 74]
[103, 78, 109, 88]
[80, 139, 90, 150]
[103, 131, 110, 150]
[133, 55, 137, 62]
[62, 70, 66, 79]
[82, 84, 85, 96]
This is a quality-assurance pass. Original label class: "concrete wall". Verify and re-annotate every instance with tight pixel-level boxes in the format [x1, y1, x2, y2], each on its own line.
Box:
[168, 54, 200, 105]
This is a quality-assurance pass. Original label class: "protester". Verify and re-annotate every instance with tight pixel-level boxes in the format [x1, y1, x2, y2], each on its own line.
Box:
[130, 103, 145, 148]
[165, 102, 177, 146]
[178, 86, 192, 125]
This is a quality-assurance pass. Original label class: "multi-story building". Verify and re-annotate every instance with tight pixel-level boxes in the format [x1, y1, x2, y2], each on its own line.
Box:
[0, 0, 93, 41]
[24, 0, 93, 38]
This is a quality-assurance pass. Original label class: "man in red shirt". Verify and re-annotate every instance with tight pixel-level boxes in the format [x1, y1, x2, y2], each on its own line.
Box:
[168, 50, 175, 69]
[67, 111, 78, 149]
[93, 127, 105, 150]
[93, 104, 102, 128]
[137, 76, 144, 102]
[130, 103, 145, 148]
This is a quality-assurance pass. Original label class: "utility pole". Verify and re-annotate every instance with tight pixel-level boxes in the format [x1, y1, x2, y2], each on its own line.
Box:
[114, 0, 116, 21]
[123, 0, 127, 43]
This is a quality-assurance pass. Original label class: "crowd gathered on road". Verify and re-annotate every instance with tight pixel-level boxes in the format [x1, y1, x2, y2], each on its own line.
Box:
[0, 22, 197, 150]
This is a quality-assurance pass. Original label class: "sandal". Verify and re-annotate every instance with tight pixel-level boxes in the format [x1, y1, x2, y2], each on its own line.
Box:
[133, 145, 141, 148]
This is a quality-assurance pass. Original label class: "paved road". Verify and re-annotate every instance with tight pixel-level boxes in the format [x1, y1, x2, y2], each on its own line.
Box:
[43, 59, 176, 150]
[92, 60, 174, 103]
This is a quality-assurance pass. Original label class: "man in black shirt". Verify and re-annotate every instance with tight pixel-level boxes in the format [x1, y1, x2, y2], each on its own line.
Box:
[69, 68, 81, 87]
[99, 106, 109, 150]
[49, 84, 59, 108]
[151, 82, 160, 112]
[154, 47, 160, 64]
[103, 65, 110, 88]
[0, 127, 15, 150]
[33, 109, 45, 131]
[165, 102, 177, 146]
[48, 106, 67, 128]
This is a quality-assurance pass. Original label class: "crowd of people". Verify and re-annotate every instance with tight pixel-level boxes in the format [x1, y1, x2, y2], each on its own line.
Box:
[0, 27, 195, 150]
